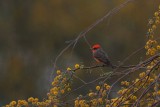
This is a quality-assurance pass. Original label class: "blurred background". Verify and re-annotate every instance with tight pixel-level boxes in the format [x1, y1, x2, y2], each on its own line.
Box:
[0, 0, 160, 105]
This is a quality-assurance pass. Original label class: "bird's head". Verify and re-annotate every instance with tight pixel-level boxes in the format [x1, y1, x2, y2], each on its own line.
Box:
[91, 44, 101, 51]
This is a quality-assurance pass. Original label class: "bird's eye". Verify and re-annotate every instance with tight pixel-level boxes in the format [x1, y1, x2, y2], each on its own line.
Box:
[93, 48, 97, 50]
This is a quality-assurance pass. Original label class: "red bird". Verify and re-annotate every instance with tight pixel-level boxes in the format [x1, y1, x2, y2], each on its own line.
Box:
[91, 44, 114, 68]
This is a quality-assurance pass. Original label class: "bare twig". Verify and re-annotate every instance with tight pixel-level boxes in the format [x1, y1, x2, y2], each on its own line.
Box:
[52, 0, 136, 80]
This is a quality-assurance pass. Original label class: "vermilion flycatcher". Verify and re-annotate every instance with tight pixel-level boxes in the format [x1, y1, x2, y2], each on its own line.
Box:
[91, 44, 114, 68]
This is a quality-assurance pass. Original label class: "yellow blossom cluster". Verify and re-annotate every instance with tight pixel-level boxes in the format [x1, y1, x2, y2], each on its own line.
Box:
[6, 100, 28, 107]
[121, 81, 130, 86]
[74, 99, 89, 107]
[74, 83, 111, 107]
[4, 64, 81, 107]
[96, 85, 101, 91]
[145, 40, 158, 55]
[145, 5, 160, 56]
[73, 57, 159, 107]
[75, 98, 105, 107]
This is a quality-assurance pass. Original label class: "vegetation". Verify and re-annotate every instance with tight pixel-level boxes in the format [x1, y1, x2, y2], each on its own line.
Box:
[2, 1, 160, 107]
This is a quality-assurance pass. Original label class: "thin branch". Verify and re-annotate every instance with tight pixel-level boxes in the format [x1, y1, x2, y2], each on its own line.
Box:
[52, 0, 136, 79]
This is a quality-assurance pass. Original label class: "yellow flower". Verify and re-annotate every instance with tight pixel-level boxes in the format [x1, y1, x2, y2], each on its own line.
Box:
[52, 81, 58, 86]
[145, 45, 149, 49]
[57, 75, 62, 79]
[122, 89, 128, 94]
[150, 51, 155, 55]
[106, 105, 110, 107]
[106, 85, 111, 90]
[157, 90, 160, 95]
[152, 25, 157, 29]
[147, 66, 151, 70]
[56, 70, 61, 75]
[79, 100, 85, 106]
[150, 35, 153, 38]
[125, 82, 129, 86]
[52, 87, 58, 91]
[112, 103, 118, 107]
[154, 12, 159, 17]
[53, 91, 58, 95]
[67, 88, 71, 91]
[135, 79, 139, 83]
[121, 81, 125, 85]
[139, 72, 146, 78]
[34, 98, 39, 102]
[156, 20, 160, 24]
[10, 101, 16, 106]
[130, 95, 137, 100]
[102, 90, 106, 96]
[124, 101, 129, 105]
[117, 90, 122, 95]
[121, 81, 129, 86]
[92, 99, 98, 106]
[28, 97, 34, 102]
[18, 100, 28, 106]
[96, 86, 100, 91]
[157, 45, 160, 50]
[88, 92, 94, 97]
[111, 98, 117, 102]
[75, 64, 80, 69]
[61, 89, 65, 94]
[149, 78, 154, 82]
[75, 100, 79, 106]
[67, 67, 71, 71]
[45, 100, 51, 104]
[148, 28, 153, 33]
[98, 98, 103, 104]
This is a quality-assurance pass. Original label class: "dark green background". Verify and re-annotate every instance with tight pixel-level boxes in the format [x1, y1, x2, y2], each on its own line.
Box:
[0, 0, 160, 105]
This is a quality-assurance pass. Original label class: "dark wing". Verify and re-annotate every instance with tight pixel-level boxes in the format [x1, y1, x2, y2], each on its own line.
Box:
[93, 48, 112, 66]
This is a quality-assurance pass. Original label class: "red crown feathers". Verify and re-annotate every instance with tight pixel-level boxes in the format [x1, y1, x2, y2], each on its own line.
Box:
[92, 44, 101, 49]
